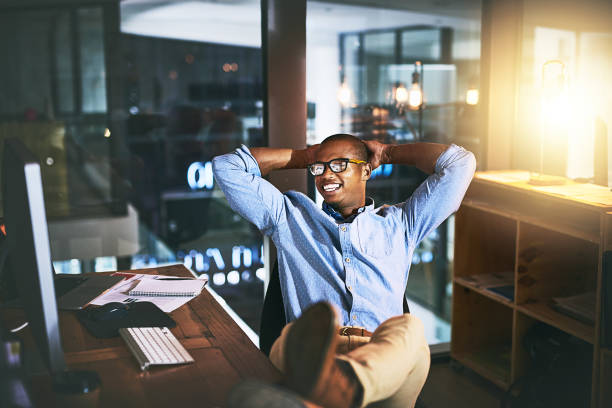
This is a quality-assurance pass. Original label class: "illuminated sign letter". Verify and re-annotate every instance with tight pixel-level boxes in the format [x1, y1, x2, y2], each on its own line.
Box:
[187, 161, 214, 190]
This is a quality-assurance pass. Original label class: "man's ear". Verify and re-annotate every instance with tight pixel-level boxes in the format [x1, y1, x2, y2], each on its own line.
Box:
[362, 163, 372, 181]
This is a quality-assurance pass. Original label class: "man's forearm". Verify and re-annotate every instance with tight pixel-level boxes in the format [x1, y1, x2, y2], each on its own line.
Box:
[250, 147, 311, 176]
[383, 143, 448, 174]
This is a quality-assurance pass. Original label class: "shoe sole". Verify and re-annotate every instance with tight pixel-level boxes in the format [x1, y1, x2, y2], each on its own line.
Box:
[285, 302, 338, 398]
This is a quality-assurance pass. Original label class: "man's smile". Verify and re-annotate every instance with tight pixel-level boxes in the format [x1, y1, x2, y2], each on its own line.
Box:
[322, 183, 342, 192]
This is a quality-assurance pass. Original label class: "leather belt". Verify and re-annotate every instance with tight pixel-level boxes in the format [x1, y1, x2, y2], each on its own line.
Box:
[339, 327, 373, 337]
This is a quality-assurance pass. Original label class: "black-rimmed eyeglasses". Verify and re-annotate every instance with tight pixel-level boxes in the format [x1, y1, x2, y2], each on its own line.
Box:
[307, 158, 366, 176]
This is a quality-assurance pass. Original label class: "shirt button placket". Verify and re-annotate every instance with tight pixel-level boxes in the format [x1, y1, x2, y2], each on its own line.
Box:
[341, 224, 355, 324]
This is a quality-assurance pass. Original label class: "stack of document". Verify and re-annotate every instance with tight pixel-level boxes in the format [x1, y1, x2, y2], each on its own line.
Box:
[90, 273, 208, 312]
[551, 292, 596, 325]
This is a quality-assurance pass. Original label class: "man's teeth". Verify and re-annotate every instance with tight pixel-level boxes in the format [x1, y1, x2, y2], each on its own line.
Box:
[323, 184, 341, 192]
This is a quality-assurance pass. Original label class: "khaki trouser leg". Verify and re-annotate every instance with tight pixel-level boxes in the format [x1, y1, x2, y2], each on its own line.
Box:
[337, 314, 430, 408]
[268, 314, 430, 408]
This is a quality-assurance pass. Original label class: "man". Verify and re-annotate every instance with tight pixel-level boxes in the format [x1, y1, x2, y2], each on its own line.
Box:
[213, 134, 475, 408]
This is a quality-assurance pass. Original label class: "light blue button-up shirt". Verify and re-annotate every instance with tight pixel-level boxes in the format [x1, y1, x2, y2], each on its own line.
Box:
[212, 144, 475, 331]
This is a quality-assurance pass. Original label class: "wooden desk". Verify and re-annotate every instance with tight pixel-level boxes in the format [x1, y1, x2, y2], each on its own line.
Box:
[2, 265, 281, 407]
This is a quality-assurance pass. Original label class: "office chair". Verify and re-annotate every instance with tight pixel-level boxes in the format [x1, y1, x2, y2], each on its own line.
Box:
[259, 261, 411, 356]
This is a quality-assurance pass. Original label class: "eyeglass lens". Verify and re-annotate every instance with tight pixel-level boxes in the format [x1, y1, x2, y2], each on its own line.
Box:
[310, 159, 347, 175]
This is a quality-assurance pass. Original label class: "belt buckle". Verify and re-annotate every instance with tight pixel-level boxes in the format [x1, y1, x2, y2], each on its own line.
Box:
[340, 327, 350, 336]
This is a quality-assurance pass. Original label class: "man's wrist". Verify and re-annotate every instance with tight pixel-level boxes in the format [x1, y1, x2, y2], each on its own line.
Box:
[288, 148, 313, 169]
[381, 144, 396, 165]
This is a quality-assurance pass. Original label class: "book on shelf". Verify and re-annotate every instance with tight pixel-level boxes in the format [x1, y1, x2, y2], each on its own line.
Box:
[486, 285, 515, 302]
[459, 271, 515, 301]
[550, 291, 596, 325]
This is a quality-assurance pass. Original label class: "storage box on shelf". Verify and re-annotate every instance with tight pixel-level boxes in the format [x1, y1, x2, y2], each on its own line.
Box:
[451, 170, 611, 408]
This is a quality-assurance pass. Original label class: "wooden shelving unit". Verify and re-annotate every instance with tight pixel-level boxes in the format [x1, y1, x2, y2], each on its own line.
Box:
[451, 171, 611, 408]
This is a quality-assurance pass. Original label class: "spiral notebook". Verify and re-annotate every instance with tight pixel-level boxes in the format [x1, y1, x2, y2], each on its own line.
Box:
[128, 279, 206, 297]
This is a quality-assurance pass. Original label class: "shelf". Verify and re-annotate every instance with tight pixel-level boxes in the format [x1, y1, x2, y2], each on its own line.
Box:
[463, 198, 600, 244]
[454, 276, 514, 307]
[516, 301, 594, 344]
[453, 345, 512, 389]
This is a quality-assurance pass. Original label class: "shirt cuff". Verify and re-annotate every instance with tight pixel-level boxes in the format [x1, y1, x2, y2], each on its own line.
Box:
[235, 144, 262, 177]
[434, 144, 469, 173]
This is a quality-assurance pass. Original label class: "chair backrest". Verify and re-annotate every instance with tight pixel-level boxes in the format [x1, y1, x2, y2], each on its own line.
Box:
[259, 260, 411, 356]
[259, 261, 285, 356]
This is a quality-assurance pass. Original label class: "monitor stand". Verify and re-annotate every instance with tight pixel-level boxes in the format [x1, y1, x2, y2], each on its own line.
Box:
[52, 370, 101, 404]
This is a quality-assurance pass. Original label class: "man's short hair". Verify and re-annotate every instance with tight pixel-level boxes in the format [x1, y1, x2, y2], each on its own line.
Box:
[320, 133, 368, 161]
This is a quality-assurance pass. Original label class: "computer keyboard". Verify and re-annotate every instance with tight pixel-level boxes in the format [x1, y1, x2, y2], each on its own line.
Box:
[119, 327, 194, 371]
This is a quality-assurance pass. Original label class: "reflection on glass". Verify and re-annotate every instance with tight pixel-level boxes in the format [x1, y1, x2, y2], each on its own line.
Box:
[55, 11, 75, 114]
[402, 29, 441, 61]
[0, 0, 265, 335]
[79, 7, 107, 113]
[116, 0, 264, 333]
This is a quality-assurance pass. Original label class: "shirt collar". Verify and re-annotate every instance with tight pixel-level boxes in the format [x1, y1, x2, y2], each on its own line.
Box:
[322, 197, 375, 222]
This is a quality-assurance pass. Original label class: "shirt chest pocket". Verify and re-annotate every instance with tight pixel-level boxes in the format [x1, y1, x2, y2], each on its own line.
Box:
[355, 217, 393, 257]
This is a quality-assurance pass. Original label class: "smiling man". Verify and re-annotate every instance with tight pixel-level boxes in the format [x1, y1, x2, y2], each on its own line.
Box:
[212, 134, 475, 408]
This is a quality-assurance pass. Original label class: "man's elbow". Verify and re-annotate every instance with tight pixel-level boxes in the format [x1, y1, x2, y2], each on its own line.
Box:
[212, 155, 230, 179]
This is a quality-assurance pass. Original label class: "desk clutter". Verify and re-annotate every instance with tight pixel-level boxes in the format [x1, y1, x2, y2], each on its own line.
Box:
[90, 272, 208, 312]
[77, 301, 176, 338]
[78, 272, 207, 338]
[1, 260, 280, 406]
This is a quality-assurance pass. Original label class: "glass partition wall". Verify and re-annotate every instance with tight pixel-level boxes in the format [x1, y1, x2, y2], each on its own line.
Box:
[307, 0, 482, 344]
[0, 0, 265, 335]
[0, 0, 483, 345]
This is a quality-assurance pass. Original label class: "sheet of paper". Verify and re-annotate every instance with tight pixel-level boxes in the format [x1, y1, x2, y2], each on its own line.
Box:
[89, 273, 208, 313]
[476, 171, 531, 184]
[532, 183, 612, 206]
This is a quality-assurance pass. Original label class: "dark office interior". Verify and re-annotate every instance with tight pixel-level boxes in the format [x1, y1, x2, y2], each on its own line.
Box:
[0, 0, 611, 407]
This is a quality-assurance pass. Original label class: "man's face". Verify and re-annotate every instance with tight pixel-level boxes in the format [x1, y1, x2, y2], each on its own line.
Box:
[313, 140, 370, 211]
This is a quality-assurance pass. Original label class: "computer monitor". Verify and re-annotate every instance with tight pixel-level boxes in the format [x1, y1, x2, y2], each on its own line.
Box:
[2, 138, 66, 374]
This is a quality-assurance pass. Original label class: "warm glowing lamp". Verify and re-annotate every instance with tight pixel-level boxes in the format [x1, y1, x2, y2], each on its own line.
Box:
[394, 84, 409, 105]
[466, 88, 479, 105]
[408, 83, 423, 109]
[337, 82, 354, 108]
[529, 60, 567, 185]
[408, 61, 424, 110]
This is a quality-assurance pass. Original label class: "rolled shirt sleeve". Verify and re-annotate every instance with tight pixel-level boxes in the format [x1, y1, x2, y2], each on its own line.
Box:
[402, 144, 476, 246]
[212, 145, 286, 236]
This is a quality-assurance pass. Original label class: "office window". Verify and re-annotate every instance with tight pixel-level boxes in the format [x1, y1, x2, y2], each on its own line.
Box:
[79, 7, 107, 113]
[402, 29, 442, 61]
[55, 11, 75, 114]
[0, 0, 265, 335]
[120, 0, 265, 333]
[513, 0, 612, 184]
[307, 0, 482, 344]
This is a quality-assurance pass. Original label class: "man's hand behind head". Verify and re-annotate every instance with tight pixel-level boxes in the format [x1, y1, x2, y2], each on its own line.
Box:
[363, 139, 390, 170]
[304, 144, 320, 166]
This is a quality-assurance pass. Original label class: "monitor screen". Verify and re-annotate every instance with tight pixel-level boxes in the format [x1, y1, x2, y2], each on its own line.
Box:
[2, 138, 66, 374]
